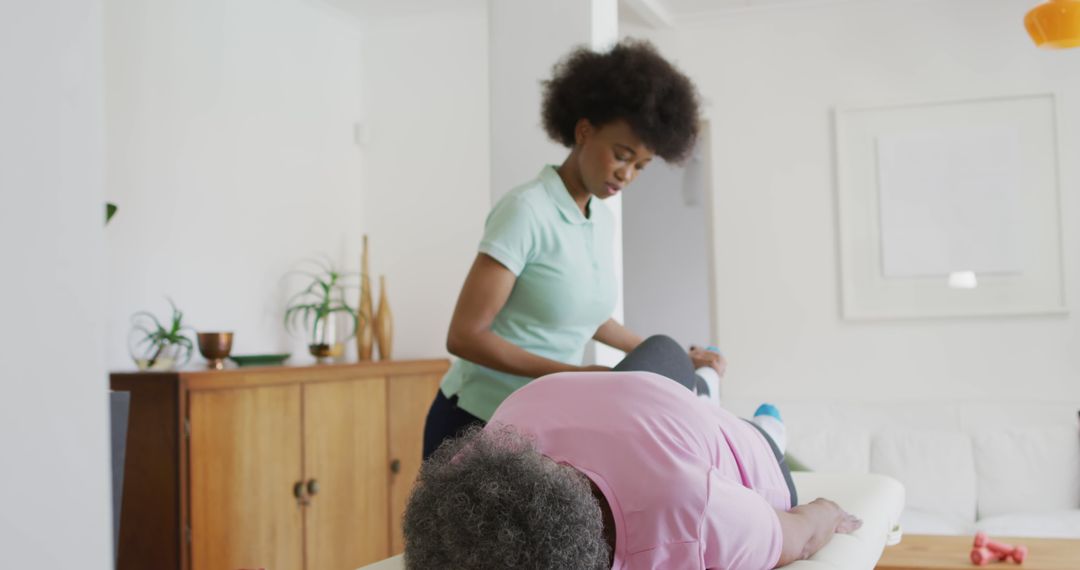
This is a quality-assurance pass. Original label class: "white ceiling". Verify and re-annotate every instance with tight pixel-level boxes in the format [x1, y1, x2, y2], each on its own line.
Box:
[620, 0, 869, 27]
[326, 0, 866, 26]
[663, 0, 837, 12]
[321, 0, 455, 20]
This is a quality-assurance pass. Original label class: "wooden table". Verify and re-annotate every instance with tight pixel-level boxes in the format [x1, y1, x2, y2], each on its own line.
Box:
[876, 534, 1080, 570]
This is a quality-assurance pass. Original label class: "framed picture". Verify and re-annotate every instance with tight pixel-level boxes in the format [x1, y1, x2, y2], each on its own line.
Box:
[835, 93, 1066, 320]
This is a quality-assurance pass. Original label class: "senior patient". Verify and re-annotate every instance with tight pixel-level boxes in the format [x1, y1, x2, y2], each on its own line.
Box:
[403, 366, 861, 569]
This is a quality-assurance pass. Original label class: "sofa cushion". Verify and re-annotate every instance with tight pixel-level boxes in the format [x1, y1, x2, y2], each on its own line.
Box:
[973, 426, 1080, 518]
[976, 510, 1080, 539]
[789, 430, 871, 474]
[871, 430, 977, 524]
[899, 508, 975, 536]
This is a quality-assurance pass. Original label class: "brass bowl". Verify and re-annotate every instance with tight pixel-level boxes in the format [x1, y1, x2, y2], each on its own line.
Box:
[197, 332, 234, 370]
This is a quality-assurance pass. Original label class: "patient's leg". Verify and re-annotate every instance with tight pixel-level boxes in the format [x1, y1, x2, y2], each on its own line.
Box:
[615, 338, 798, 504]
[751, 403, 787, 454]
[612, 334, 699, 392]
[745, 410, 798, 506]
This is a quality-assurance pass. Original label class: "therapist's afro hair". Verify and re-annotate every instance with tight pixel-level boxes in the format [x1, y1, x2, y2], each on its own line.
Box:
[541, 38, 701, 164]
[403, 425, 610, 570]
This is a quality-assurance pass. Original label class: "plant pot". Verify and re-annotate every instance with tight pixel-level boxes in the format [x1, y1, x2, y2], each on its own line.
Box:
[308, 342, 345, 360]
[132, 342, 188, 371]
[309, 312, 347, 363]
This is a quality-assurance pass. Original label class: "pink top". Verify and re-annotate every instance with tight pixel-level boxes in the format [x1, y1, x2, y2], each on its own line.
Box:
[487, 371, 790, 570]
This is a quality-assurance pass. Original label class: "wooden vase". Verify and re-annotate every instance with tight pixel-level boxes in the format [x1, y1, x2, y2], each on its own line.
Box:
[374, 275, 393, 361]
[356, 235, 374, 361]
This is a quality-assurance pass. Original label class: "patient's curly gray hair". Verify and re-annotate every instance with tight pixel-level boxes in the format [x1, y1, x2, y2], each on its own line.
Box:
[403, 425, 610, 569]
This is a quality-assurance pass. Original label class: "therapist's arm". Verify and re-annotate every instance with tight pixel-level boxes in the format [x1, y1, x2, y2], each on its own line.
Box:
[446, 254, 607, 378]
[592, 319, 644, 353]
[774, 498, 862, 567]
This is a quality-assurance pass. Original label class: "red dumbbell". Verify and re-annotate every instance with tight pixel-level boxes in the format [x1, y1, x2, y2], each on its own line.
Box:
[973, 532, 1028, 564]
[970, 546, 996, 566]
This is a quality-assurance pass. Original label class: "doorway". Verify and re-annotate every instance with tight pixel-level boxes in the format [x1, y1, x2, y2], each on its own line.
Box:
[622, 127, 716, 349]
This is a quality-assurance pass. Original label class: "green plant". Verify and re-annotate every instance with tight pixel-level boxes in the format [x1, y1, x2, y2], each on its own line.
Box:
[129, 298, 194, 368]
[284, 258, 360, 347]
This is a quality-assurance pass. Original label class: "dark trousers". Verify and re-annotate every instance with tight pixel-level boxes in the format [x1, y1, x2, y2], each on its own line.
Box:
[421, 389, 484, 460]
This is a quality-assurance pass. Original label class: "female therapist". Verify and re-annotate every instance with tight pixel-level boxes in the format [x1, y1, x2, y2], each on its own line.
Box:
[423, 39, 723, 459]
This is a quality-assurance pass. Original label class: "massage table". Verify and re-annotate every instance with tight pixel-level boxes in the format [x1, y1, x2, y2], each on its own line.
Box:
[359, 472, 905, 569]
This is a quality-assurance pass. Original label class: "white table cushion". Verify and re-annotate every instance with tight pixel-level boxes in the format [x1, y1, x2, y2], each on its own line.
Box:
[358, 472, 906, 570]
[783, 472, 905, 570]
[358, 555, 405, 570]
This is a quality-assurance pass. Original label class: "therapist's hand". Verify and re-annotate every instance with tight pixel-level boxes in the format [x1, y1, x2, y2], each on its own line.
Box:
[689, 346, 726, 377]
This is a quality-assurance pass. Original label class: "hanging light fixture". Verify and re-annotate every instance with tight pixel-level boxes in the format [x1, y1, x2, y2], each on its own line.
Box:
[1026, 0, 1080, 49]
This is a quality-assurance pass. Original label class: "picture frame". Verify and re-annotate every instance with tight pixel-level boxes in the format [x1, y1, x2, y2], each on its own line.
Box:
[834, 93, 1067, 320]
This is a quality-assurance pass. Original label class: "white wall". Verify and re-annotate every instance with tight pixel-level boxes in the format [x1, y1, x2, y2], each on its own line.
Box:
[360, 1, 491, 359]
[489, 0, 609, 200]
[0, 2, 112, 568]
[636, 0, 1080, 405]
[105, 0, 365, 367]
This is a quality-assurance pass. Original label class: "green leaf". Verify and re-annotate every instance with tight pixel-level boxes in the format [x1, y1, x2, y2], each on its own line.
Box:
[284, 256, 364, 342]
[105, 203, 118, 225]
[285, 282, 320, 307]
[130, 324, 156, 338]
[131, 311, 164, 332]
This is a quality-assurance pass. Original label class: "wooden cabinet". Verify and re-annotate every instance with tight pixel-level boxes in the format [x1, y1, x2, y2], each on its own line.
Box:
[386, 374, 442, 553]
[189, 384, 305, 570]
[111, 359, 447, 570]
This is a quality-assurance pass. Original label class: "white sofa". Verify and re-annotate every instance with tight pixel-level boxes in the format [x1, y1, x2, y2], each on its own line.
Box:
[360, 472, 905, 570]
[724, 399, 1080, 539]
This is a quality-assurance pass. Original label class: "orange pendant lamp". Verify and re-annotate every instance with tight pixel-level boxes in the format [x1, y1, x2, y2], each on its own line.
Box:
[1026, 0, 1080, 49]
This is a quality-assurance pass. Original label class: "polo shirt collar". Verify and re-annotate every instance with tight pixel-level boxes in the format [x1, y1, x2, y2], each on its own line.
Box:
[540, 165, 591, 225]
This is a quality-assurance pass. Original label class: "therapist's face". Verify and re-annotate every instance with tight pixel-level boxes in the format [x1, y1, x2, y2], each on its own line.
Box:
[574, 119, 654, 201]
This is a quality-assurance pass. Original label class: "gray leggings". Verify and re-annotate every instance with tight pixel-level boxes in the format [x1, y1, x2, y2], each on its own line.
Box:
[613, 335, 797, 505]
[612, 334, 711, 396]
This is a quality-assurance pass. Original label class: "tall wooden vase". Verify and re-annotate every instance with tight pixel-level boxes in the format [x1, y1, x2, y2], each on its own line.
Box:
[356, 235, 374, 361]
[374, 275, 393, 361]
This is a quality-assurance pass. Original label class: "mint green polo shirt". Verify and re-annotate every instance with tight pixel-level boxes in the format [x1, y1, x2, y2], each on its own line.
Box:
[440, 165, 618, 420]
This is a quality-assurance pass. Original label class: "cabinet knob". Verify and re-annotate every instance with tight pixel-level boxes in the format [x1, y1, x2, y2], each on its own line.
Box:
[390, 459, 401, 474]
[293, 480, 311, 505]
[307, 479, 320, 496]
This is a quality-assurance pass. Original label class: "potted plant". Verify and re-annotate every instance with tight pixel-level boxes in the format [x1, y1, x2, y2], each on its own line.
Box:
[128, 298, 195, 371]
[284, 258, 360, 361]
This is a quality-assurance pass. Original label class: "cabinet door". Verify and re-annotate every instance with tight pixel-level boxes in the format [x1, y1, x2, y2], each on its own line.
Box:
[387, 373, 442, 554]
[303, 377, 389, 570]
[189, 385, 304, 570]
